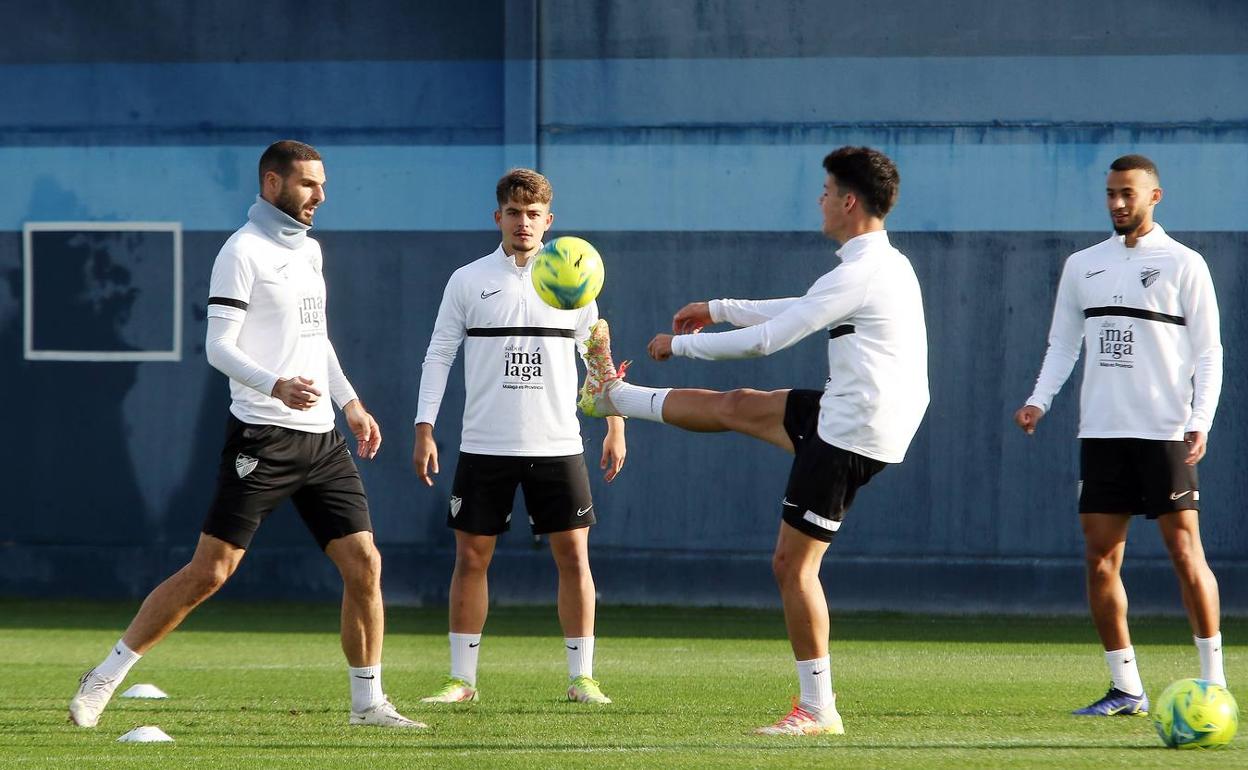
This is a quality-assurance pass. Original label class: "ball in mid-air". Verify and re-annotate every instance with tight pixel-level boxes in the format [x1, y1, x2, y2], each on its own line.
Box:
[1152, 678, 1238, 749]
[531, 236, 604, 310]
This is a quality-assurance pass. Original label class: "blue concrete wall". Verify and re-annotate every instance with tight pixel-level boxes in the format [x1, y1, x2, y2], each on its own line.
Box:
[1, 0, 1246, 612]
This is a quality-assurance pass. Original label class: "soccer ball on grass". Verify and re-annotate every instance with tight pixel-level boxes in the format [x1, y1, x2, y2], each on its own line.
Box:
[1151, 678, 1238, 749]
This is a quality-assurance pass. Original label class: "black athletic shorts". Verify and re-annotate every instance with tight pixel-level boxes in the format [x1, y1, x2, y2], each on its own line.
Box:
[448, 452, 595, 536]
[1079, 438, 1200, 518]
[202, 415, 373, 550]
[780, 389, 887, 542]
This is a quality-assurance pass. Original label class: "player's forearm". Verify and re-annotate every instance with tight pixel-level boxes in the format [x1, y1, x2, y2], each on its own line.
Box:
[414, 358, 453, 427]
[325, 340, 360, 409]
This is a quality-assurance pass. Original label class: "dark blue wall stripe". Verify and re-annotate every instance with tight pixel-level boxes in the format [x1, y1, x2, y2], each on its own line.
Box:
[0, 0, 504, 62]
[544, 0, 1248, 58]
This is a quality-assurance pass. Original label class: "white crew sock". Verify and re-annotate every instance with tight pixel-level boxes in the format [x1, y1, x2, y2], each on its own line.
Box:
[1105, 646, 1144, 696]
[348, 665, 384, 712]
[449, 632, 482, 686]
[608, 382, 670, 423]
[565, 636, 595, 679]
[796, 656, 834, 712]
[1196, 633, 1226, 687]
[94, 639, 142, 682]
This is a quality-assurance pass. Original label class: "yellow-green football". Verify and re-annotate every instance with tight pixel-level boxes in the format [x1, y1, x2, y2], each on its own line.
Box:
[1152, 678, 1238, 749]
[531, 236, 604, 310]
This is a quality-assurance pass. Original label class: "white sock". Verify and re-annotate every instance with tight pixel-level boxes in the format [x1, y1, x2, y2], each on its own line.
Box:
[1196, 633, 1226, 687]
[1105, 646, 1144, 696]
[449, 632, 481, 686]
[94, 639, 141, 682]
[565, 636, 595, 679]
[608, 382, 670, 423]
[348, 665, 384, 712]
[796, 656, 834, 712]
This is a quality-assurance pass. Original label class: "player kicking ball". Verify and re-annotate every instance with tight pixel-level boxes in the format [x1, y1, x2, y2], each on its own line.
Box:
[580, 147, 929, 735]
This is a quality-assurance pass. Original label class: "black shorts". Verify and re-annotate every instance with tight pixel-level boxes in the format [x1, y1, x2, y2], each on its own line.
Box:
[780, 389, 887, 542]
[1079, 438, 1200, 518]
[202, 415, 373, 550]
[448, 452, 595, 536]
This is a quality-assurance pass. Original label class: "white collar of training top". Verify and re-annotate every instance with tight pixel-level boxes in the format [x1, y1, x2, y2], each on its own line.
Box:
[835, 229, 891, 261]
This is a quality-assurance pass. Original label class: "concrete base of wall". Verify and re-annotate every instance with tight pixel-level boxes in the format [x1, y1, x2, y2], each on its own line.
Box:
[3, 543, 1244, 616]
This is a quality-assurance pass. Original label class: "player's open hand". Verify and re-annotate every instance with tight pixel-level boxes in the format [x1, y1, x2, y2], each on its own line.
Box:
[672, 301, 712, 334]
[344, 401, 382, 459]
[1014, 405, 1044, 435]
[1184, 431, 1207, 465]
[601, 418, 626, 482]
[648, 333, 674, 361]
[413, 423, 439, 486]
[272, 376, 321, 410]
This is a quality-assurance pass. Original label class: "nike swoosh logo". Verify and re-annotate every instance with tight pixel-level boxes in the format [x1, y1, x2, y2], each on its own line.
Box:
[468, 642, 480, 648]
[566, 645, 579, 650]
[276, 263, 288, 271]
[576, 505, 592, 517]
[811, 670, 824, 676]
[1084, 269, 1107, 278]
[480, 289, 502, 299]
[781, 498, 799, 508]
[1170, 490, 1192, 500]
[354, 675, 376, 680]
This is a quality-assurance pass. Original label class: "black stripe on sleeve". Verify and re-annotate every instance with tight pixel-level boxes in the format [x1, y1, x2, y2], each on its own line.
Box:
[466, 326, 576, 338]
[1083, 307, 1185, 326]
[828, 324, 856, 340]
[208, 296, 249, 311]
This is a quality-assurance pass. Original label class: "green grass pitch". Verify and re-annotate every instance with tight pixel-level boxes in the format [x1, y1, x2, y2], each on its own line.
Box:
[1, 599, 1243, 768]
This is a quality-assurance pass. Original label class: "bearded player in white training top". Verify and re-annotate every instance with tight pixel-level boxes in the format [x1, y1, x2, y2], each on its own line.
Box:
[580, 146, 929, 735]
[1015, 154, 1225, 716]
[69, 141, 422, 730]
[413, 169, 626, 706]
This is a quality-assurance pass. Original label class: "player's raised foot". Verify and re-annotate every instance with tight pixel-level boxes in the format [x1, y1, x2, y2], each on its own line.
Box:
[1072, 685, 1149, 716]
[753, 699, 845, 736]
[567, 675, 612, 704]
[579, 319, 630, 418]
[420, 676, 479, 704]
[350, 696, 427, 728]
[68, 669, 121, 728]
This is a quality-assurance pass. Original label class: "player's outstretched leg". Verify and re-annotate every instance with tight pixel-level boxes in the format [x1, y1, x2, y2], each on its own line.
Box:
[69, 534, 245, 727]
[580, 318, 792, 449]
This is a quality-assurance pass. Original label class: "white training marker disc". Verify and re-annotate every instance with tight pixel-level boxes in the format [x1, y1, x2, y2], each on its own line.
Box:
[117, 725, 174, 743]
[121, 684, 169, 699]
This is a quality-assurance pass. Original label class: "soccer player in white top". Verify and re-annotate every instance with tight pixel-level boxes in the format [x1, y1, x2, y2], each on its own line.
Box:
[581, 147, 929, 735]
[69, 141, 423, 730]
[413, 169, 626, 705]
[1015, 154, 1225, 716]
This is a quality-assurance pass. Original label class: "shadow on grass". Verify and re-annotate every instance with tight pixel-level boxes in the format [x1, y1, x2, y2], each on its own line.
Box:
[1, 598, 1240, 645]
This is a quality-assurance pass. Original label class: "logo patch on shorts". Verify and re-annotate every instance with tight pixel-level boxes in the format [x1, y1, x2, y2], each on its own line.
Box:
[235, 454, 258, 478]
[449, 496, 462, 518]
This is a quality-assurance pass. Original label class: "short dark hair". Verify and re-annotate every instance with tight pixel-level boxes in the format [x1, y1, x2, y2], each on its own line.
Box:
[1109, 154, 1160, 182]
[822, 146, 899, 218]
[258, 140, 322, 187]
[496, 168, 553, 207]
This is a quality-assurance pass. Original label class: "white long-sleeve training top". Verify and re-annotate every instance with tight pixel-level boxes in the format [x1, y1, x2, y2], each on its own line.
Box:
[672, 230, 930, 464]
[1026, 224, 1222, 439]
[416, 245, 596, 456]
[206, 197, 357, 433]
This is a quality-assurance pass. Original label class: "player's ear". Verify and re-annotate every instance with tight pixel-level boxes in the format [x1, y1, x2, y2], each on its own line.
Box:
[1151, 187, 1163, 206]
[493, 209, 502, 226]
